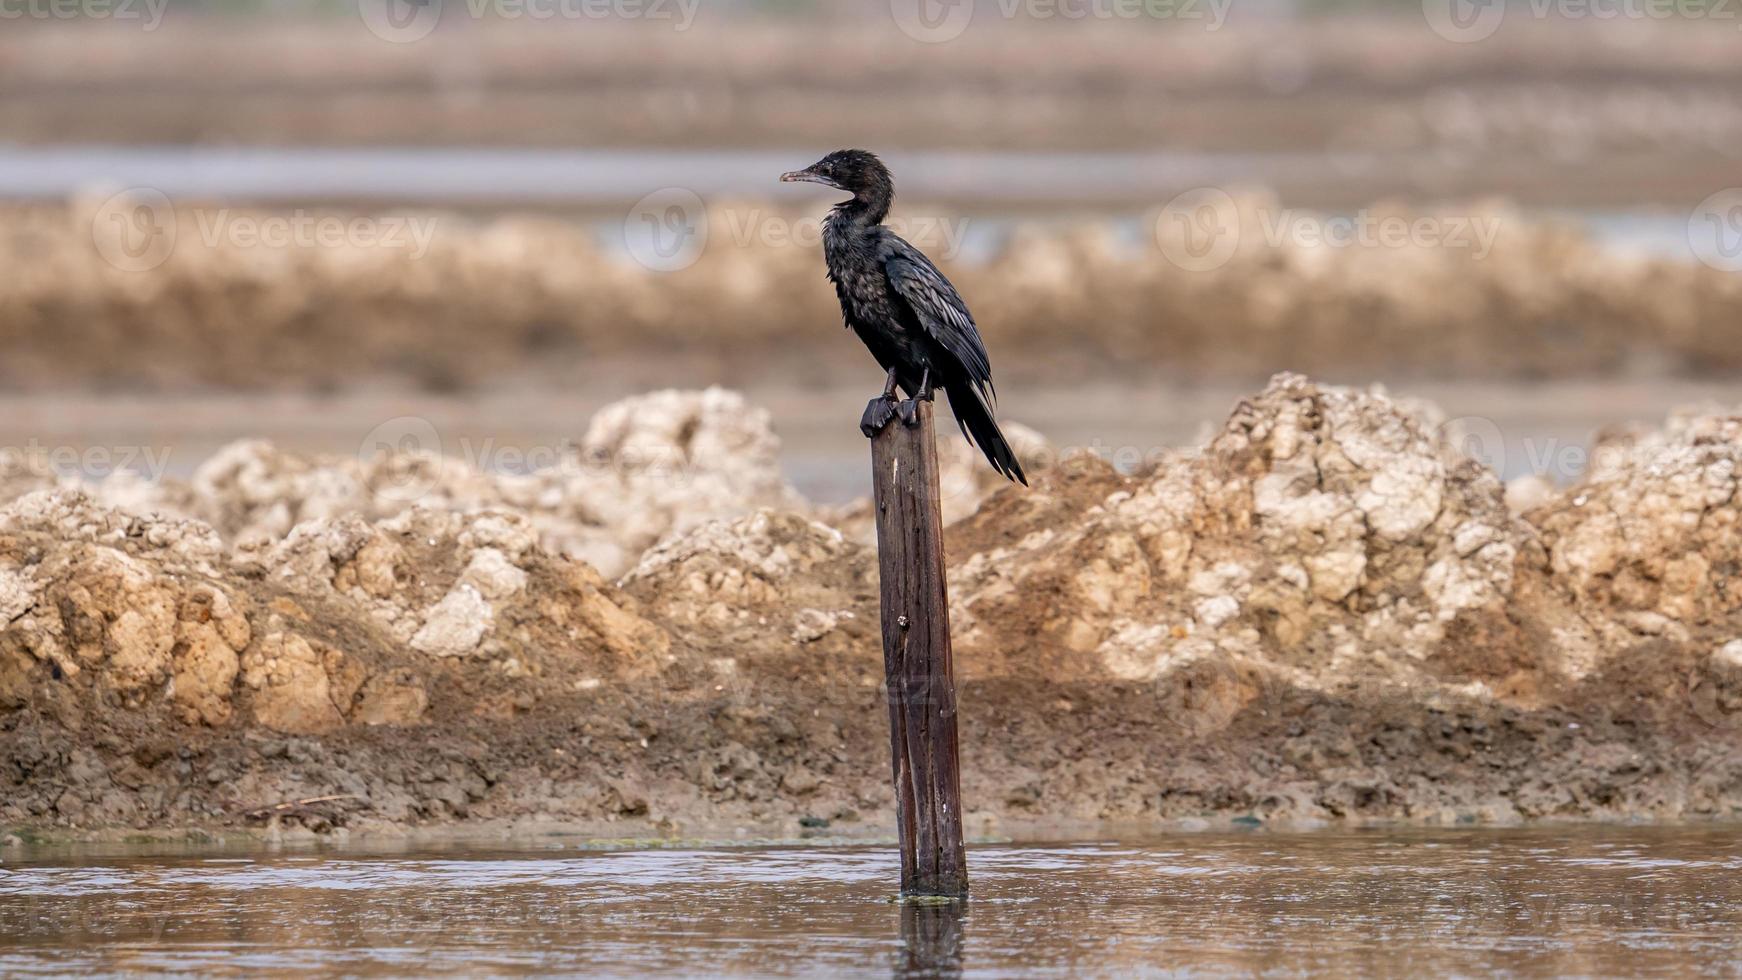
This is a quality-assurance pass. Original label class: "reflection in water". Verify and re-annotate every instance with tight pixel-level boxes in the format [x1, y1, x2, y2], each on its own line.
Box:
[898, 901, 966, 979]
[2, 827, 1741, 976]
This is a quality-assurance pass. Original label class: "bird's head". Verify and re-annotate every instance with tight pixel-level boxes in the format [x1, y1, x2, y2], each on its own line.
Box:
[781, 149, 893, 208]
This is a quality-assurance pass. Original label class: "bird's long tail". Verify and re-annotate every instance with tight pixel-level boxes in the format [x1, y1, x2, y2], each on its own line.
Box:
[945, 386, 1027, 486]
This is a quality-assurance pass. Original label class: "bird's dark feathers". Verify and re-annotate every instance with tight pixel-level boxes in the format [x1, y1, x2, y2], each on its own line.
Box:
[881, 238, 995, 406]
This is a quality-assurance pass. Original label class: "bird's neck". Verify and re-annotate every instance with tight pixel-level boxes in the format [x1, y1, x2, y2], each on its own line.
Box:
[833, 191, 890, 227]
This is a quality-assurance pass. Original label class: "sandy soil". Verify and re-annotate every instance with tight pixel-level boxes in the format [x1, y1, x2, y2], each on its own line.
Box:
[4, 377, 1742, 841]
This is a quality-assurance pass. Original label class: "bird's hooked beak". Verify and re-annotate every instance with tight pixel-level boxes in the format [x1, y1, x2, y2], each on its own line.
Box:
[781, 167, 843, 190]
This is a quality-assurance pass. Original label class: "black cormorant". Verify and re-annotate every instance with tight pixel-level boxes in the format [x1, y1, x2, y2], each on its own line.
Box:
[781, 149, 1027, 485]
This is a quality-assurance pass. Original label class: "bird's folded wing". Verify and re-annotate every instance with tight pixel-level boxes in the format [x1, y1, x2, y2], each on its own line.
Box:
[881, 241, 996, 404]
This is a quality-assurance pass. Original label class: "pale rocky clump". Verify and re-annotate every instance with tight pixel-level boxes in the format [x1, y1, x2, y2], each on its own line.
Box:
[500, 387, 806, 575]
[947, 373, 1525, 699]
[239, 505, 671, 684]
[0, 492, 245, 723]
[0, 485, 672, 746]
[1529, 407, 1742, 640]
[620, 374, 1535, 698]
[621, 509, 873, 657]
[0, 490, 394, 734]
[14, 388, 806, 581]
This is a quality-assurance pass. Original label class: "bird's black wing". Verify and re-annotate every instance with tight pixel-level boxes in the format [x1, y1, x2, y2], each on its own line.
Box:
[878, 232, 995, 403]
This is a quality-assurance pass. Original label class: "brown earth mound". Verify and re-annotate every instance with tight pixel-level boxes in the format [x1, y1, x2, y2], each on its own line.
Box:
[5, 194, 1741, 392]
[4, 375, 1742, 839]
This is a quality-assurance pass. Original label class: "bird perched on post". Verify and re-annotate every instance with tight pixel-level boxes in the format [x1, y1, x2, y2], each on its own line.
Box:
[781, 149, 1027, 485]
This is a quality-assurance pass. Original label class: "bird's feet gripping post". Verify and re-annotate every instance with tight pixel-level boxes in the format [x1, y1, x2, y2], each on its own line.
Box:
[894, 399, 919, 428]
[861, 367, 903, 438]
[894, 367, 932, 428]
[861, 396, 899, 438]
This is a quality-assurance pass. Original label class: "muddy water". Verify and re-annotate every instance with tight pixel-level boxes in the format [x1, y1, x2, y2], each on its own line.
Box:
[1, 828, 1739, 977]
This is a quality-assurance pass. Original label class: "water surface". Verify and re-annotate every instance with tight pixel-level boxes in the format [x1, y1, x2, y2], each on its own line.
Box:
[0, 146, 1365, 205]
[2, 827, 1739, 976]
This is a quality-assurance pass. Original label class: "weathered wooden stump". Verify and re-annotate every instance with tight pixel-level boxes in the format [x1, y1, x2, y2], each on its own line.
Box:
[869, 399, 968, 899]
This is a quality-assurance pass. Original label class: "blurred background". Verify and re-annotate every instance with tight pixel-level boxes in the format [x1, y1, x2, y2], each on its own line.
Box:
[2, 3, 1740, 500]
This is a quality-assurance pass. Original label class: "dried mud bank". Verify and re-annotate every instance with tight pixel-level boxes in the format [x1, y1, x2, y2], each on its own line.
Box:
[6, 193, 1741, 391]
[4, 377, 1742, 840]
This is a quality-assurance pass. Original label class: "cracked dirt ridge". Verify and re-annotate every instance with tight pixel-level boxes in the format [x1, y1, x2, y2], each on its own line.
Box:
[3, 375, 1741, 838]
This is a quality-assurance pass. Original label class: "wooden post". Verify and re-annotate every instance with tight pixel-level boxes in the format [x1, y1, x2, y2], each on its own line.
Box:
[870, 399, 968, 899]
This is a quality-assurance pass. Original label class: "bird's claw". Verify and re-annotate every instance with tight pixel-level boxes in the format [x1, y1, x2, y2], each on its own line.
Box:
[861, 396, 899, 438]
[897, 398, 920, 427]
